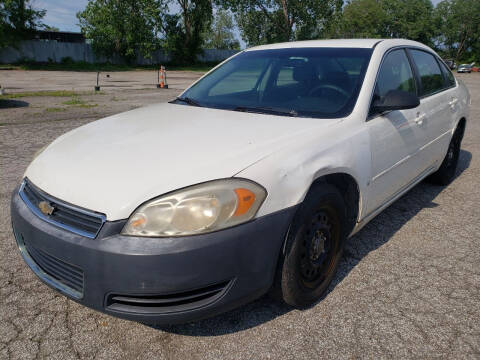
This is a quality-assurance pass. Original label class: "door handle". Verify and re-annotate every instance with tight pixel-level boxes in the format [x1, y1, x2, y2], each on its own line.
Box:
[449, 98, 458, 109]
[415, 113, 426, 126]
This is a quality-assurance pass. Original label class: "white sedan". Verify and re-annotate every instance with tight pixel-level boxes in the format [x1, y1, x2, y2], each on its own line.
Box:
[11, 39, 470, 324]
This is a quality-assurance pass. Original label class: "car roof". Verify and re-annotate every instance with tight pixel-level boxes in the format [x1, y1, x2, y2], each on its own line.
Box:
[245, 38, 430, 51]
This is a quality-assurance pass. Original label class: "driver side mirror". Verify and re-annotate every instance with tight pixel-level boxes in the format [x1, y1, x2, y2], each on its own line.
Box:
[372, 90, 420, 113]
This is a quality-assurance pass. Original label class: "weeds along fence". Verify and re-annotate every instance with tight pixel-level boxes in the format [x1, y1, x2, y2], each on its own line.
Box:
[0, 40, 239, 65]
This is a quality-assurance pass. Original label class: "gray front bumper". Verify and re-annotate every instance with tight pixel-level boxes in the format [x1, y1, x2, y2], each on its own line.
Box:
[11, 188, 296, 324]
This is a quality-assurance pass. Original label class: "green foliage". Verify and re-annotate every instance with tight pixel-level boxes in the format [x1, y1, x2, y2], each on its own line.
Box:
[1, 90, 81, 98]
[45, 107, 66, 112]
[217, 0, 343, 46]
[0, 0, 45, 48]
[338, 0, 435, 46]
[43, 25, 59, 31]
[77, 0, 165, 63]
[5, 59, 218, 72]
[203, 9, 240, 50]
[161, 0, 213, 64]
[62, 96, 86, 105]
[433, 0, 480, 61]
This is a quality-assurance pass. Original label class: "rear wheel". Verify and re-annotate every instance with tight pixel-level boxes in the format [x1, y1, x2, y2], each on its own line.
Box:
[427, 126, 463, 185]
[274, 184, 346, 308]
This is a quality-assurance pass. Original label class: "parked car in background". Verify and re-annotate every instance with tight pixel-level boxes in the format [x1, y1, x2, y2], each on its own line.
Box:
[444, 59, 456, 70]
[457, 64, 472, 73]
[11, 39, 470, 325]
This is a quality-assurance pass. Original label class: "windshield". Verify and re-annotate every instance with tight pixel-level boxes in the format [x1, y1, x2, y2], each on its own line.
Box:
[178, 47, 373, 118]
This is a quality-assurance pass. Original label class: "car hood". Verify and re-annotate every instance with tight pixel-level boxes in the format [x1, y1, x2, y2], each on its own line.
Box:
[25, 103, 339, 220]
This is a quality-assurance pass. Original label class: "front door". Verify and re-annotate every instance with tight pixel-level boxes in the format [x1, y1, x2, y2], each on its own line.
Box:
[366, 48, 423, 215]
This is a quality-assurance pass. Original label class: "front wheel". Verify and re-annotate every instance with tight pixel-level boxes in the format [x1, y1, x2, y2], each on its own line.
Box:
[274, 184, 346, 308]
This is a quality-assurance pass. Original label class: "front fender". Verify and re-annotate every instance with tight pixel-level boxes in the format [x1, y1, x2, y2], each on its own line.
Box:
[237, 120, 371, 221]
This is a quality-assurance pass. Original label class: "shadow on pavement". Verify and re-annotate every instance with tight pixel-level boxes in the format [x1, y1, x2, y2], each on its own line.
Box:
[157, 150, 472, 336]
[0, 99, 29, 109]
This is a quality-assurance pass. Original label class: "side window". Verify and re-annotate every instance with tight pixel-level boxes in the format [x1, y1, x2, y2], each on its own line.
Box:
[409, 50, 445, 96]
[371, 49, 416, 113]
[439, 60, 456, 88]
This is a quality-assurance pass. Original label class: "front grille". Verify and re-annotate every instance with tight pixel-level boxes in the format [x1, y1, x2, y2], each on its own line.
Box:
[19, 179, 105, 238]
[106, 280, 232, 314]
[21, 236, 84, 298]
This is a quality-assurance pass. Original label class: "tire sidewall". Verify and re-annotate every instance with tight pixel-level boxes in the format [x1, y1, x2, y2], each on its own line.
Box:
[281, 184, 347, 307]
[438, 130, 462, 183]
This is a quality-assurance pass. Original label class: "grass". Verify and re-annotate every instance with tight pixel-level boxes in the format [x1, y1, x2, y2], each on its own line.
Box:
[1, 90, 80, 98]
[76, 103, 97, 108]
[0, 64, 19, 70]
[62, 96, 98, 108]
[45, 107, 66, 112]
[0, 90, 105, 99]
[62, 97, 86, 105]
[1, 61, 216, 72]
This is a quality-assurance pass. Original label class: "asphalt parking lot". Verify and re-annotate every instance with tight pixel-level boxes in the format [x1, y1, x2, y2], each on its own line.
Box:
[0, 71, 479, 359]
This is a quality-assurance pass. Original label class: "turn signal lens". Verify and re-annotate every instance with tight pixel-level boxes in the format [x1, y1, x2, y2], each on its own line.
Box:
[122, 179, 266, 237]
[234, 188, 256, 216]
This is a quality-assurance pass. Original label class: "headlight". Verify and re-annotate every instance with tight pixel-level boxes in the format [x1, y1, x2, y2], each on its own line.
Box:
[122, 179, 267, 237]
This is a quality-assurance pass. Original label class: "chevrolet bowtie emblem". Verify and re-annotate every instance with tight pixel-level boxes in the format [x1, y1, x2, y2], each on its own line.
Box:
[38, 201, 55, 216]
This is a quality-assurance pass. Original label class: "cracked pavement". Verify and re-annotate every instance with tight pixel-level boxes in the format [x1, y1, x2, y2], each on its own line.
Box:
[1, 72, 479, 359]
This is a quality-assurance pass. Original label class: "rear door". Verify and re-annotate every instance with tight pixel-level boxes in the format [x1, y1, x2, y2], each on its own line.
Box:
[366, 48, 423, 214]
[407, 49, 455, 170]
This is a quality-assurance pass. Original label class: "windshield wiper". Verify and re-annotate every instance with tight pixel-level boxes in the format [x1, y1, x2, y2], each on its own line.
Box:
[173, 96, 202, 107]
[234, 106, 298, 117]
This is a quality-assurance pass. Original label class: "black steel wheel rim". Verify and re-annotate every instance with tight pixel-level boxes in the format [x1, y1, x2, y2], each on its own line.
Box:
[299, 208, 339, 288]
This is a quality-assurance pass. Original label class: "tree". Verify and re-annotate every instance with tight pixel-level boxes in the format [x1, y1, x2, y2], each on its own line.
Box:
[43, 25, 60, 32]
[218, 0, 343, 47]
[434, 0, 480, 61]
[338, 0, 435, 46]
[77, 0, 165, 63]
[0, 0, 45, 48]
[203, 9, 240, 50]
[161, 0, 213, 64]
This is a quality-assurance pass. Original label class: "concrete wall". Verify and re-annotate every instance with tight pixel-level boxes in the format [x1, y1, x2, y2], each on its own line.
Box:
[0, 40, 239, 64]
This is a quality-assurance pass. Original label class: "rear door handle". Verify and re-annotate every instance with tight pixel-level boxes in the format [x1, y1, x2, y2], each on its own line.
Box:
[449, 98, 458, 109]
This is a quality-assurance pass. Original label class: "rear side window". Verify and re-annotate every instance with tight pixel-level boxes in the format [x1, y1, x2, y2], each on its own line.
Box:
[409, 50, 444, 96]
[439, 61, 456, 87]
[373, 49, 416, 103]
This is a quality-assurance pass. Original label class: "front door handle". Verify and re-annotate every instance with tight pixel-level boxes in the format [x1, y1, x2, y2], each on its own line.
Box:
[415, 113, 426, 126]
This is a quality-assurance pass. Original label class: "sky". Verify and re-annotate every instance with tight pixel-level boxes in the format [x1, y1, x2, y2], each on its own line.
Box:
[34, 0, 89, 32]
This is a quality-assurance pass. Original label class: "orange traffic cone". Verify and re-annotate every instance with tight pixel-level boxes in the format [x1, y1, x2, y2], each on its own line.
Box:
[161, 66, 168, 89]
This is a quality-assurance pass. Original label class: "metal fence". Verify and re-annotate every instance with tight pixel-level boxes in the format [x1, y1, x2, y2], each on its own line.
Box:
[0, 40, 239, 64]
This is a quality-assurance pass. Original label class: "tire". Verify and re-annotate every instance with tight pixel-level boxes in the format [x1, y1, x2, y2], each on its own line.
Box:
[273, 184, 347, 308]
[427, 126, 463, 185]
